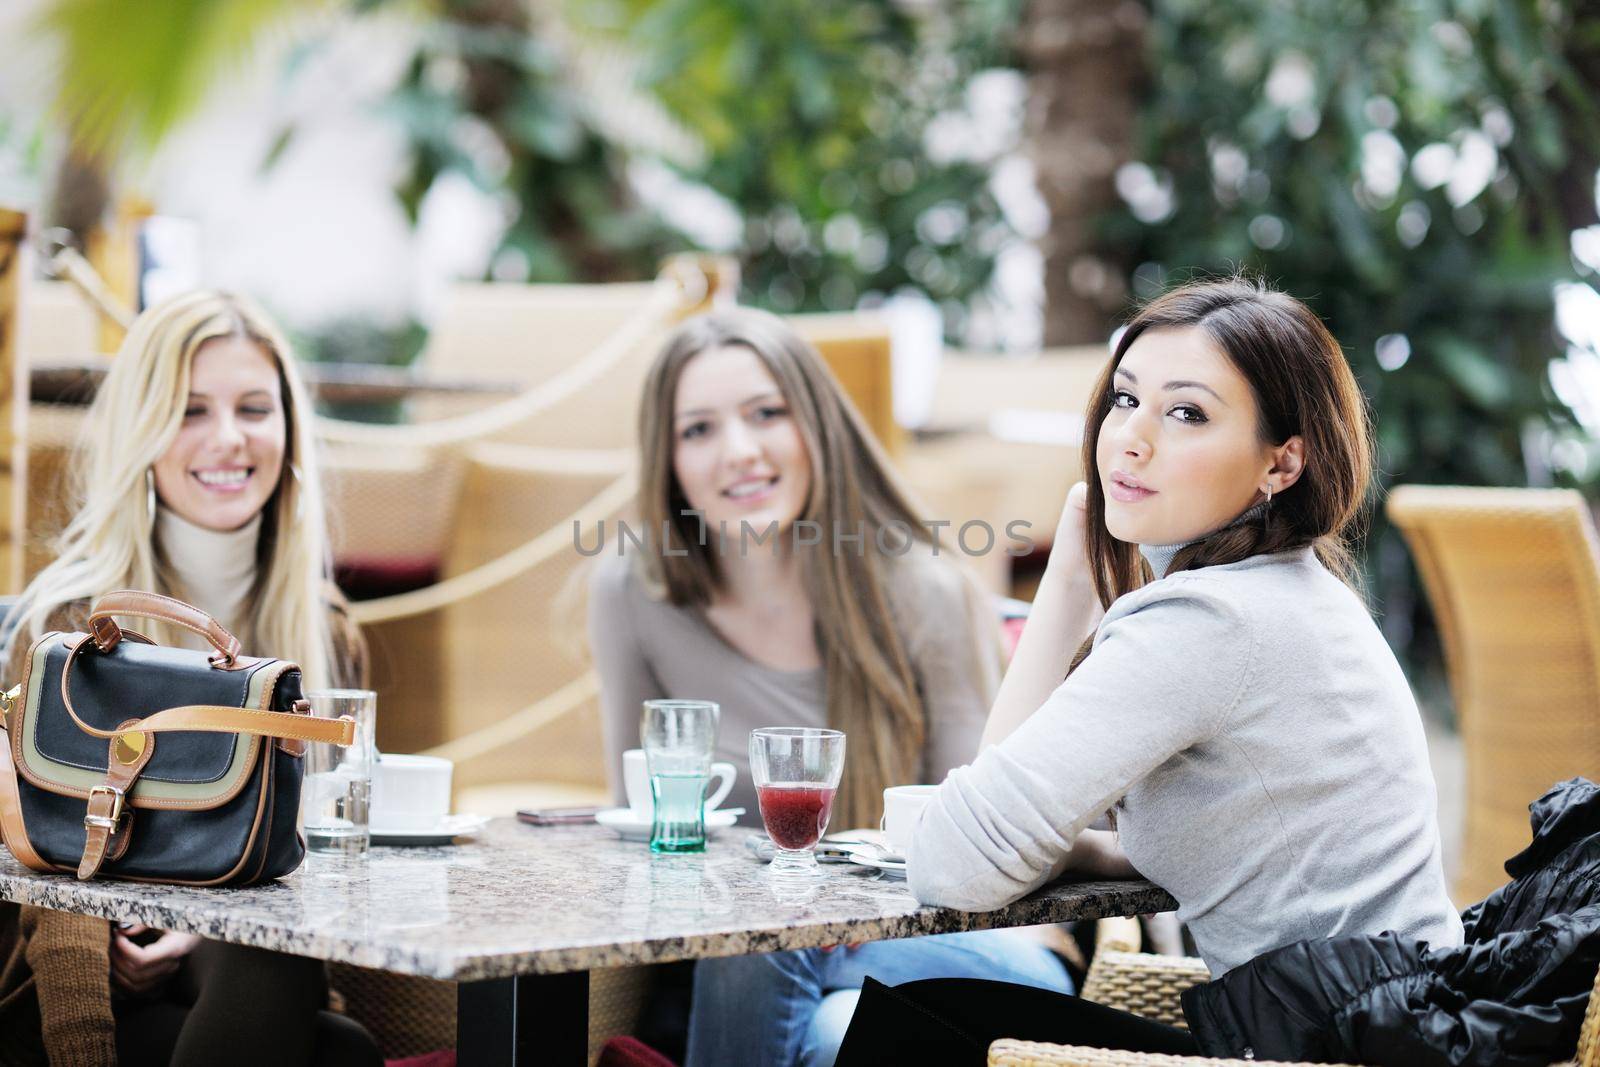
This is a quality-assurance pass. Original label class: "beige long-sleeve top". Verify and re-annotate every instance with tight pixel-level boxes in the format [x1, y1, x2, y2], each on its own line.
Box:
[586, 551, 999, 822]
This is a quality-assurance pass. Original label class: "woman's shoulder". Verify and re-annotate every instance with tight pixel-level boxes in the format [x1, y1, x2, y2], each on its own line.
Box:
[2, 599, 90, 684]
[587, 553, 688, 635]
[878, 550, 993, 650]
[587, 552, 653, 607]
[1109, 547, 1341, 640]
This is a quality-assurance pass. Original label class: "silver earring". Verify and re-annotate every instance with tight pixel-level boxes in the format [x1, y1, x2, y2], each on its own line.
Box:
[1265, 484, 1274, 507]
[146, 470, 157, 532]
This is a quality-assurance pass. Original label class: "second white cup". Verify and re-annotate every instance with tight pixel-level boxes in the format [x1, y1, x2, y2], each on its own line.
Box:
[621, 748, 736, 819]
[881, 784, 938, 857]
[371, 754, 453, 831]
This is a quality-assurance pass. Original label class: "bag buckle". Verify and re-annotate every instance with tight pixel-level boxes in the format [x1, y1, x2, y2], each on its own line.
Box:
[84, 785, 126, 829]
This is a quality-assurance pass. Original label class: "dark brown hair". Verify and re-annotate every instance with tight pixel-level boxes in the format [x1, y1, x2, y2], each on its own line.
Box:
[1080, 276, 1374, 626]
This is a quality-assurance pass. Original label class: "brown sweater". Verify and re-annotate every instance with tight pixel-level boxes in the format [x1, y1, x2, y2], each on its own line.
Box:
[0, 594, 367, 1066]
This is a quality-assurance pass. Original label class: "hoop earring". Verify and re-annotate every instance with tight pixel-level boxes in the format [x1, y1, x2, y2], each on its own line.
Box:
[146, 470, 157, 533]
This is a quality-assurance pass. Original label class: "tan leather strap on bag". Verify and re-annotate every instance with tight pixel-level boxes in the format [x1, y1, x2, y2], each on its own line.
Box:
[57, 632, 354, 747]
[78, 721, 155, 880]
[88, 590, 245, 669]
[0, 727, 51, 872]
[78, 702, 355, 745]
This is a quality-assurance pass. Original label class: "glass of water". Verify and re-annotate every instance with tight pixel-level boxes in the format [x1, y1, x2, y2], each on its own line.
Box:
[302, 689, 376, 855]
[642, 700, 720, 854]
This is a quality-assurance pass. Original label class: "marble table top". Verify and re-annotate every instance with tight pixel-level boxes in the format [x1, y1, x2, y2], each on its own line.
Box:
[0, 820, 1176, 982]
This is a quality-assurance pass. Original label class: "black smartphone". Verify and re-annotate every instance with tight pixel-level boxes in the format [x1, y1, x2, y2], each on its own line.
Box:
[516, 806, 603, 826]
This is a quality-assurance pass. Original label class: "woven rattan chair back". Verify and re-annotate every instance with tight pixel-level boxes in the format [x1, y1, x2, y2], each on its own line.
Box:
[1387, 485, 1600, 906]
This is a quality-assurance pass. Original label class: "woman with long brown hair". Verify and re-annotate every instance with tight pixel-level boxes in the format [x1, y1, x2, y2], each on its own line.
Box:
[833, 277, 1462, 1062]
[587, 308, 1073, 1066]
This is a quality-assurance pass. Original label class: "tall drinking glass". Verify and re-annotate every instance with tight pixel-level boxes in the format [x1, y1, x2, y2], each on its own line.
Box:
[642, 700, 721, 854]
[750, 727, 846, 881]
[302, 689, 376, 855]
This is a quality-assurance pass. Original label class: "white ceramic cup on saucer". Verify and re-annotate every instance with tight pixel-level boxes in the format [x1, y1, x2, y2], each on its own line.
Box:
[881, 784, 938, 858]
[371, 754, 453, 831]
[621, 748, 736, 819]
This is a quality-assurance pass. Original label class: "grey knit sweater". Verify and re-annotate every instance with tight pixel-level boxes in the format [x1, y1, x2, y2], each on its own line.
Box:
[908, 541, 1464, 975]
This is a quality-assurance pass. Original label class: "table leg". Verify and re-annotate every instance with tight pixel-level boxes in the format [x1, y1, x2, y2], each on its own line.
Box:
[458, 971, 590, 1067]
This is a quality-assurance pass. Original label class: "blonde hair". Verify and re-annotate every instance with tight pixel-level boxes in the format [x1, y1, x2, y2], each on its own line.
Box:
[635, 309, 995, 827]
[8, 290, 339, 687]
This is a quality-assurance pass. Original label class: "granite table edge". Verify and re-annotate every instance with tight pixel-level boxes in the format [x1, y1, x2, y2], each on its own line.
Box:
[0, 871, 1176, 983]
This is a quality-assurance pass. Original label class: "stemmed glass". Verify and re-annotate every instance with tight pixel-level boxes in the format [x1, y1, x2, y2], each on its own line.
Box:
[750, 727, 846, 882]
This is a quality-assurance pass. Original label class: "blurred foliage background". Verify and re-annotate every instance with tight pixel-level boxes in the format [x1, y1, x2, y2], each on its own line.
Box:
[19, 0, 1600, 696]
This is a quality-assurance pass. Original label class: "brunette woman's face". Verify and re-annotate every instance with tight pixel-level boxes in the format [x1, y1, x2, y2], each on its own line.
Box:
[151, 336, 287, 532]
[1095, 326, 1302, 547]
[671, 345, 813, 536]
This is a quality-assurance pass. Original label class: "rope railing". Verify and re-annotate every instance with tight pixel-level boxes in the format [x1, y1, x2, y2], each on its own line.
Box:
[36, 231, 135, 330]
[347, 469, 637, 624]
[315, 277, 681, 449]
[418, 671, 599, 766]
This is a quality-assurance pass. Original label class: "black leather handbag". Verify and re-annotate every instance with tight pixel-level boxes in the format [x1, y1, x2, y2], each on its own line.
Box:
[0, 591, 353, 884]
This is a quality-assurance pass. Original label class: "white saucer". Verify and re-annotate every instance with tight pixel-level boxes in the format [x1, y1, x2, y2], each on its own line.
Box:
[596, 807, 739, 842]
[370, 813, 489, 847]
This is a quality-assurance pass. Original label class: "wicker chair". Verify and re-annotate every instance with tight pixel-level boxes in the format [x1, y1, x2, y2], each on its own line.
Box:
[330, 961, 653, 1064]
[1387, 486, 1600, 905]
[989, 917, 1600, 1066]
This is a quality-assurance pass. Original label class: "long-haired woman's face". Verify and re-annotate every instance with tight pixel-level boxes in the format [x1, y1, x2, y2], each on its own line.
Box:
[152, 335, 287, 532]
[670, 344, 812, 536]
[1096, 326, 1278, 546]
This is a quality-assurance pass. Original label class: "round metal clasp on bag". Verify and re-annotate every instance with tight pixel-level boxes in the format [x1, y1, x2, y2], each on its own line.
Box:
[113, 731, 147, 766]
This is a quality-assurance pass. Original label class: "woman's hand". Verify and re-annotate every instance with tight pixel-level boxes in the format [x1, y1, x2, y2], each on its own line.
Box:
[110, 925, 201, 996]
[1043, 481, 1092, 593]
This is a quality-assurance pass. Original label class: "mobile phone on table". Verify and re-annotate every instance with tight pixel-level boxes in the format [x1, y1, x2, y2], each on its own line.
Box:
[517, 806, 603, 826]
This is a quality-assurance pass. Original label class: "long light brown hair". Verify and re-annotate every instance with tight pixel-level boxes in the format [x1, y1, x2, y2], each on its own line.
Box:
[1072, 277, 1374, 671]
[635, 309, 992, 826]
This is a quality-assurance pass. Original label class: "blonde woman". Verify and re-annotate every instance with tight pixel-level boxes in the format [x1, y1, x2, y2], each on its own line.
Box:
[586, 309, 1073, 1067]
[0, 291, 378, 1067]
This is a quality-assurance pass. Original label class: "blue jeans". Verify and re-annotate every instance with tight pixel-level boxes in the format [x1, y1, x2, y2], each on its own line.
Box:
[685, 929, 1074, 1067]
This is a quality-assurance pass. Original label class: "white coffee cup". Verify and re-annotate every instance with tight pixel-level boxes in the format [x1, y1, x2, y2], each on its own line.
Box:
[621, 748, 736, 819]
[370, 754, 453, 831]
[881, 784, 938, 857]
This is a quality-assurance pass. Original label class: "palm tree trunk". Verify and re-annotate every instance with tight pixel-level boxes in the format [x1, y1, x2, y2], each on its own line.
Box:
[1022, 0, 1146, 345]
[47, 144, 110, 251]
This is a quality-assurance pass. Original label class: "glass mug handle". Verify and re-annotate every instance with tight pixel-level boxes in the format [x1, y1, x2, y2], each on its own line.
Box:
[703, 762, 737, 811]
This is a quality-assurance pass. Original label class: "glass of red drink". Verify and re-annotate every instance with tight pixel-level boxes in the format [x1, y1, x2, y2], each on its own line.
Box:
[751, 727, 845, 881]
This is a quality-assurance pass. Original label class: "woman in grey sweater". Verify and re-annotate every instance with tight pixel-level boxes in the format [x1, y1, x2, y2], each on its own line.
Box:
[588, 309, 1073, 1067]
[835, 278, 1462, 1062]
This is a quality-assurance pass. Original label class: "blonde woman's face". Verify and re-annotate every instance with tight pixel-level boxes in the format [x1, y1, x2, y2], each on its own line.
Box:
[152, 336, 286, 532]
[1096, 326, 1281, 546]
[671, 345, 812, 536]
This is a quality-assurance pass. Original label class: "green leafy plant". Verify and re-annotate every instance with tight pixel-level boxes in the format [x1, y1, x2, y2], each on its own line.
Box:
[39, 0, 334, 157]
[365, 0, 687, 283]
[595, 0, 1025, 335]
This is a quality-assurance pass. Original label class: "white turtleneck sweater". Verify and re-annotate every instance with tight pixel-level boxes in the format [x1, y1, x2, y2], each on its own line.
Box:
[909, 534, 1463, 976]
[155, 507, 261, 648]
